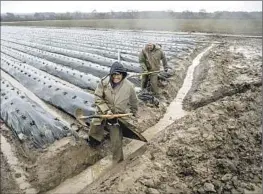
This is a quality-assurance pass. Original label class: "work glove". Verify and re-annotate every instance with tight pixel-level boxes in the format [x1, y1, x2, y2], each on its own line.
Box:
[140, 69, 148, 79]
[106, 110, 115, 120]
[106, 110, 113, 115]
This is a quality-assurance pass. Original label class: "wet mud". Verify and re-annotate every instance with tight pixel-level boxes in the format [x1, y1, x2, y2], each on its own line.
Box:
[81, 36, 262, 194]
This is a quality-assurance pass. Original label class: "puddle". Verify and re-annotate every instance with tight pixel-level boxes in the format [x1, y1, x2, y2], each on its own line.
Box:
[46, 44, 214, 194]
[1, 135, 37, 194]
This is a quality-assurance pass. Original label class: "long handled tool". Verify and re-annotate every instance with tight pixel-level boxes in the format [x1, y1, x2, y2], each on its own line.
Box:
[75, 108, 147, 142]
[80, 113, 133, 119]
[128, 70, 162, 78]
[75, 108, 132, 126]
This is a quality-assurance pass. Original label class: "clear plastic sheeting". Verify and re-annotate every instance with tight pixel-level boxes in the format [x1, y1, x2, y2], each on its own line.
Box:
[2, 38, 142, 73]
[1, 46, 100, 90]
[137, 90, 160, 107]
[136, 70, 174, 105]
[2, 26, 200, 59]
[1, 39, 110, 78]
[4, 32, 142, 57]
[0, 78, 73, 149]
[21, 35, 138, 63]
[1, 57, 96, 124]
[1, 45, 141, 87]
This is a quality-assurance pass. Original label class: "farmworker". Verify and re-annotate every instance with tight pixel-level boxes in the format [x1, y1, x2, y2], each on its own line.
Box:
[88, 61, 139, 163]
[139, 42, 168, 97]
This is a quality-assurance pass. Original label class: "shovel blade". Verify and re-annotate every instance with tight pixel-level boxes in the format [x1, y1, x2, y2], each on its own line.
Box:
[75, 108, 88, 126]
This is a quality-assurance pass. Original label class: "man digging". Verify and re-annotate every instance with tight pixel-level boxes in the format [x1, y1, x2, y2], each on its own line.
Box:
[139, 42, 168, 98]
[87, 61, 141, 163]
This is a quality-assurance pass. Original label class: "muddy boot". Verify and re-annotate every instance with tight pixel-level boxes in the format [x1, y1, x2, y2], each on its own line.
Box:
[88, 123, 105, 147]
[108, 120, 124, 163]
[87, 136, 101, 148]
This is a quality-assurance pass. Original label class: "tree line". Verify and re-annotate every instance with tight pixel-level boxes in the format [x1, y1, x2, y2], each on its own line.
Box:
[1, 10, 262, 22]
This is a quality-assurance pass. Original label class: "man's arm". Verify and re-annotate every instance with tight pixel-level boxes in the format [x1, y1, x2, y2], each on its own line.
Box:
[129, 85, 139, 116]
[139, 50, 148, 71]
[94, 81, 110, 113]
[160, 50, 168, 71]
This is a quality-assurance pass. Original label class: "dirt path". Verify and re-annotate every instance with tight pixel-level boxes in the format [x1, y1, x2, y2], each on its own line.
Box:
[1, 134, 37, 194]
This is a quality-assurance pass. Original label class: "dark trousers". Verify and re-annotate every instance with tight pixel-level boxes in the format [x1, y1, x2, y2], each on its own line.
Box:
[108, 123, 124, 162]
[141, 74, 159, 96]
[89, 120, 124, 163]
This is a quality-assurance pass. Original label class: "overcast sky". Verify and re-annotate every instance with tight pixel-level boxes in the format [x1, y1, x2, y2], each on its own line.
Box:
[1, 1, 262, 14]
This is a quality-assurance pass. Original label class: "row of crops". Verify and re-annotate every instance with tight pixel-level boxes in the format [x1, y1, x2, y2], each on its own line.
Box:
[1, 26, 206, 149]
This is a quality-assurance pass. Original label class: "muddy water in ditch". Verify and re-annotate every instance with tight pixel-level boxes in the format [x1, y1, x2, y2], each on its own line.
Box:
[1, 135, 37, 194]
[47, 44, 214, 194]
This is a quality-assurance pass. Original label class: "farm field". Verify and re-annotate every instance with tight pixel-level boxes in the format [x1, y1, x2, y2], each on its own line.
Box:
[1, 18, 262, 35]
[0, 26, 262, 194]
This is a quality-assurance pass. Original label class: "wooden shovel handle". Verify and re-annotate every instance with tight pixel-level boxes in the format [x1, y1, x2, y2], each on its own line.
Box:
[79, 113, 133, 119]
[128, 70, 162, 78]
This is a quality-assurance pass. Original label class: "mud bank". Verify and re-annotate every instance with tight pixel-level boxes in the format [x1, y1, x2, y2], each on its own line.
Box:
[1, 123, 102, 194]
[183, 37, 262, 111]
[80, 37, 262, 194]
[1, 137, 24, 194]
[84, 86, 262, 194]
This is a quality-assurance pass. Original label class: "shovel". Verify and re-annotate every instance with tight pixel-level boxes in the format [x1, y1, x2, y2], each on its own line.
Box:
[128, 70, 163, 78]
[75, 108, 148, 142]
[75, 108, 133, 126]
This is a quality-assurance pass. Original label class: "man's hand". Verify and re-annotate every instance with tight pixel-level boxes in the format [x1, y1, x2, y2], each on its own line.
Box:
[106, 110, 113, 115]
[106, 110, 115, 119]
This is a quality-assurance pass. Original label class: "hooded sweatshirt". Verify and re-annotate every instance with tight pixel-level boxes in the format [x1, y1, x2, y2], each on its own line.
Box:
[94, 61, 138, 115]
[109, 61, 128, 88]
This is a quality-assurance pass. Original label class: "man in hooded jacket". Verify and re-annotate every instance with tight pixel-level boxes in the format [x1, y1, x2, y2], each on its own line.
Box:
[139, 42, 168, 97]
[88, 61, 139, 163]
